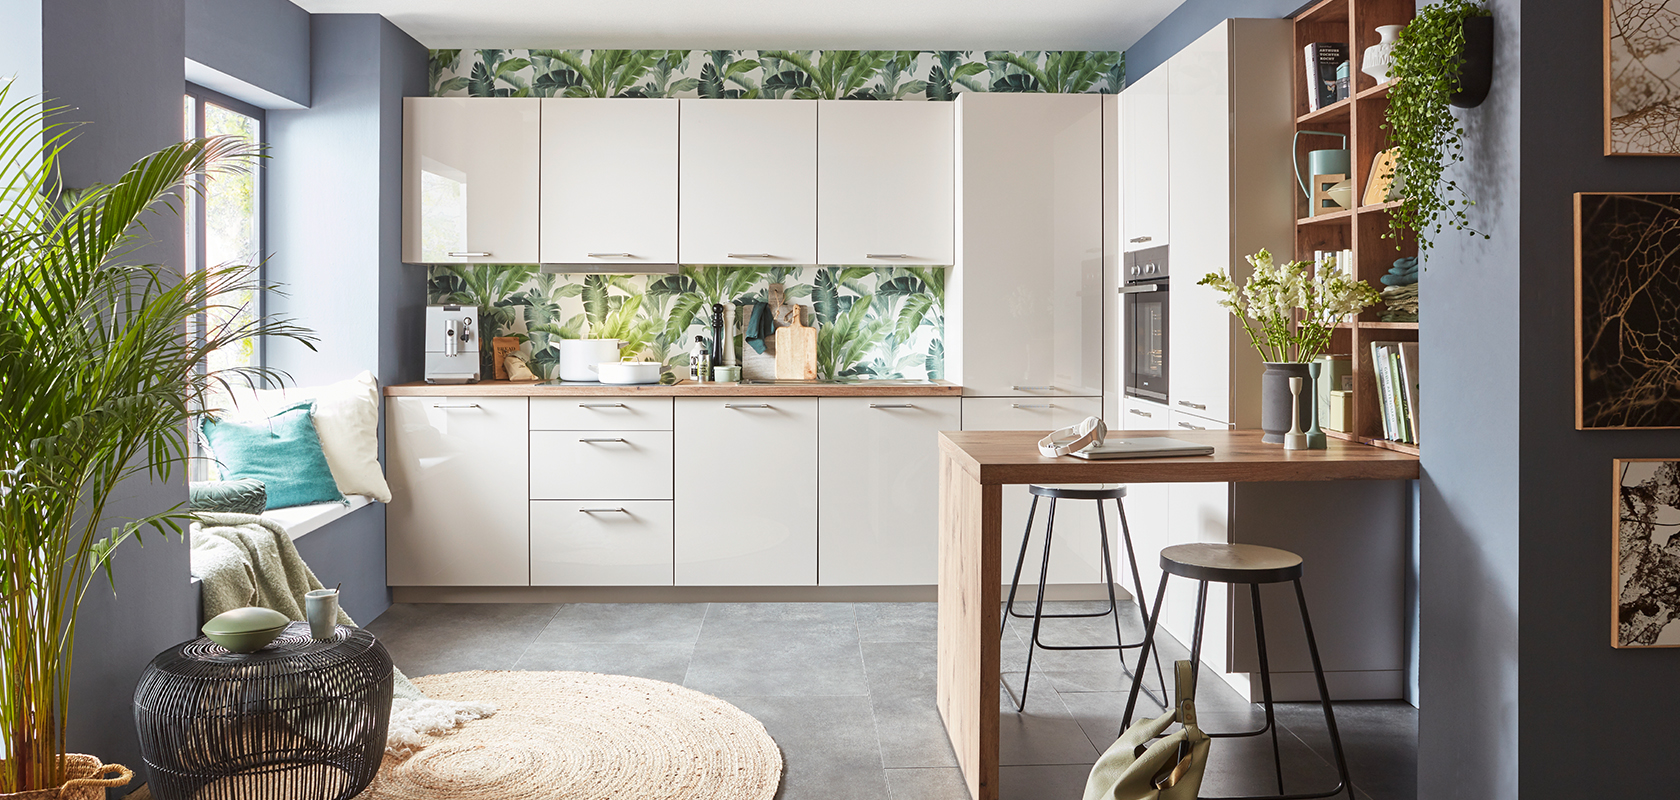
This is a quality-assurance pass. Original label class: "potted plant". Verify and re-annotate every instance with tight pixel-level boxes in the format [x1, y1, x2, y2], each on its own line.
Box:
[1199, 250, 1380, 443]
[0, 84, 311, 796]
[1383, 0, 1494, 255]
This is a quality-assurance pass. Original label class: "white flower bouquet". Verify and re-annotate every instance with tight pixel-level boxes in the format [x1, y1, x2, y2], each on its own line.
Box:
[1198, 249, 1382, 363]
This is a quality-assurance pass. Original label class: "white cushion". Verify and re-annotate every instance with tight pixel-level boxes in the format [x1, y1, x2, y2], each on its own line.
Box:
[229, 371, 392, 503]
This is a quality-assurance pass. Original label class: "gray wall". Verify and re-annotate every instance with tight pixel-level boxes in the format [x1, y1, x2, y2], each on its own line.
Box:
[1122, 0, 1306, 81]
[293, 504, 390, 622]
[185, 0, 309, 106]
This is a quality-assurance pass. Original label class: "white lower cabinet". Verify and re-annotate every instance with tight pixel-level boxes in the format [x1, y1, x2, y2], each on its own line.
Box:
[673, 398, 817, 586]
[1163, 408, 1233, 686]
[530, 501, 674, 586]
[529, 430, 674, 500]
[387, 397, 530, 586]
[817, 397, 962, 586]
[1117, 397, 1173, 607]
[960, 397, 1104, 586]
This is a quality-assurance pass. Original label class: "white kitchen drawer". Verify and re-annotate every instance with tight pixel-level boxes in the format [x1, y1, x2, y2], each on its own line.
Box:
[1167, 408, 1233, 432]
[530, 430, 674, 500]
[1121, 396, 1171, 431]
[530, 501, 673, 586]
[960, 396, 1103, 431]
[530, 397, 673, 430]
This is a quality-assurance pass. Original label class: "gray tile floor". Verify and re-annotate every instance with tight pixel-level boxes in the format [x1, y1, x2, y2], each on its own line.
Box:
[366, 600, 1416, 800]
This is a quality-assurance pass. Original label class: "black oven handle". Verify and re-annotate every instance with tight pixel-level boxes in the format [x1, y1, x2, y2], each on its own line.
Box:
[1119, 284, 1165, 295]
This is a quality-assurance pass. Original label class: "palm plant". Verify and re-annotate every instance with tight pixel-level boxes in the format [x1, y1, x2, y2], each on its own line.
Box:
[0, 85, 312, 791]
[759, 50, 893, 99]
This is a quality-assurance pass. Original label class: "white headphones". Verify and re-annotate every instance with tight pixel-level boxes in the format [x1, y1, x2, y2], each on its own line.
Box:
[1038, 416, 1107, 458]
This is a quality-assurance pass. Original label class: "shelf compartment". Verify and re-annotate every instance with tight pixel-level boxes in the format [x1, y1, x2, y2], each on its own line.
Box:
[1297, 207, 1354, 226]
[1324, 428, 1419, 455]
[1297, 97, 1352, 126]
[1296, 0, 1350, 26]
[1356, 80, 1395, 101]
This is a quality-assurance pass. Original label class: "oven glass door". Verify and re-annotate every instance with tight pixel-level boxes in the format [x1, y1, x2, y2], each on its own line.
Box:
[1125, 285, 1168, 401]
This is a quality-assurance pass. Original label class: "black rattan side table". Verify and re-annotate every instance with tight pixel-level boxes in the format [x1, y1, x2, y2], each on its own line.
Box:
[134, 622, 394, 800]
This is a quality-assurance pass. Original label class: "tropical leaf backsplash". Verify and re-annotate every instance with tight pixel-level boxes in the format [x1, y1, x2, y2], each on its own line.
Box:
[430, 49, 1124, 99]
[428, 265, 946, 382]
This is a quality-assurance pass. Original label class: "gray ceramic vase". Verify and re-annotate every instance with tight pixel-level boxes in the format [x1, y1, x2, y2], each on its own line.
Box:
[1261, 362, 1314, 444]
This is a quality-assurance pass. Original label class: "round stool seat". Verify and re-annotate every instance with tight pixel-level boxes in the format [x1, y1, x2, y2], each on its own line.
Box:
[1161, 543, 1303, 584]
[1028, 483, 1127, 500]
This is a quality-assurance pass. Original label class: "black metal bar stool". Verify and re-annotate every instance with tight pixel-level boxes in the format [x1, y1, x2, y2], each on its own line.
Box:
[1002, 483, 1165, 712]
[1121, 542, 1353, 800]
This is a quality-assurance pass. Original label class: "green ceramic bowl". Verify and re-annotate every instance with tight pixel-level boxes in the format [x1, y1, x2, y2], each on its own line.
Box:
[202, 607, 290, 653]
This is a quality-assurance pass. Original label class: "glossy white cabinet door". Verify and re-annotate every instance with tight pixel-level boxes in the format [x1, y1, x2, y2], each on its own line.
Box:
[540, 99, 678, 266]
[387, 397, 530, 586]
[954, 93, 1103, 398]
[530, 397, 674, 431]
[678, 100, 816, 265]
[530, 501, 674, 586]
[1165, 408, 1234, 672]
[1117, 396, 1174, 610]
[673, 398, 817, 585]
[1168, 23, 1236, 425]
[402, 98, 540, 264]
[960, 397, 1104, 586]
[1120, 396, 1171, 431]
[1120, 67, 1170, 253]
[817, 397, 962, 586]
[817, 101, 954, 265]
[529, 430, 674, 500]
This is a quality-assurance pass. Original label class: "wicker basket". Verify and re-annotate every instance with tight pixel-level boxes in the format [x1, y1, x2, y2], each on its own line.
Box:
[0, 755, 131, 800]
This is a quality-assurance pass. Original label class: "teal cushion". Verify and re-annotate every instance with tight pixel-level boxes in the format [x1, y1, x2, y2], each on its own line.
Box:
[200, 402, 344, 510]
[189, 478, 268, 515]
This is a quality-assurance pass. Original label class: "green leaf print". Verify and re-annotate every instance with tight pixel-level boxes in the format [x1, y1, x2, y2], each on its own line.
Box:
[698, 51, 760, 98]
[927, 52, 988, 100]
[759, 50, 893, 100]
[817, 293, 889, 380]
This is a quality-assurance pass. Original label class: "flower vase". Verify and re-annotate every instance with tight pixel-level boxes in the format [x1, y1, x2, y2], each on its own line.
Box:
[1361, 25, 1402, 84]
[1261, 362, 1313, 444]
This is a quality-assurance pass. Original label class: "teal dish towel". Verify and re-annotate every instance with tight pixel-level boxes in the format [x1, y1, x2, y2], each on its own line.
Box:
[200, 401, 344, 510]
[189, 478, 268, 515]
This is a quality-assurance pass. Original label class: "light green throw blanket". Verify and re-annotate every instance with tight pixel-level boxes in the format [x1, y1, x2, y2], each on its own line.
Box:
[191, 512, 494, 754]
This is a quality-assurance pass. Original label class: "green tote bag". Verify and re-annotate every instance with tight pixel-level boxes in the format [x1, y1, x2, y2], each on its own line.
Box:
[1083, 661, 1211, 800]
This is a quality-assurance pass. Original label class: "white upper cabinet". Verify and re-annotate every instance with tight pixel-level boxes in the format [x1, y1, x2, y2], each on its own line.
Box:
[953, 93, 1104, 398]
[679, 100, 816, 265]
[403, 98, 540, 264]
[540, 98, 678, 267]
[817, 101, 954, 265]
[1121, 68, 1170, 252]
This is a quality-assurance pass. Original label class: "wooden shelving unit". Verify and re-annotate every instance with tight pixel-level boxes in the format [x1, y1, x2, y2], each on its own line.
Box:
[1292, 0, 1419, 456]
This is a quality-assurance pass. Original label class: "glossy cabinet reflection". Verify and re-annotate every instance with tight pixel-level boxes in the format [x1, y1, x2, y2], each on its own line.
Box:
[402, 98, 540, 264]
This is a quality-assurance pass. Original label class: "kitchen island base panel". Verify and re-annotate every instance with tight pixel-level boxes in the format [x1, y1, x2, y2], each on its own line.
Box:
[936, 452, 1001, 800]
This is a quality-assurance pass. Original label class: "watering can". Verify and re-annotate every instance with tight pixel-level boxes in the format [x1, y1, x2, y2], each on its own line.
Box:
[1293, 130, 1350, 199]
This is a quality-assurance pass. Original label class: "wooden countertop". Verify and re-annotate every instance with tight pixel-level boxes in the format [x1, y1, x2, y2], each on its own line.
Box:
[385, 379, 963, 397]
[939, 429, 1419, 485]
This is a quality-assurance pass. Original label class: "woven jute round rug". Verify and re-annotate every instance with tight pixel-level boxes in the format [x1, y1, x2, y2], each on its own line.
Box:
[358, 671, 782, 800]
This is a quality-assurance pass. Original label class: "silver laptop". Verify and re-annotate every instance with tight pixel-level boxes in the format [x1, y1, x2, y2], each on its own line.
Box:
[1069, 437, 1215, 460]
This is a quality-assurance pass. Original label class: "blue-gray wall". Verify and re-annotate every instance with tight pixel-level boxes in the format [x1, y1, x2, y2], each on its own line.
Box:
[293, 504, 391, 622]
[1123, 0, 1306, 81]
[185, 0, 309, 107]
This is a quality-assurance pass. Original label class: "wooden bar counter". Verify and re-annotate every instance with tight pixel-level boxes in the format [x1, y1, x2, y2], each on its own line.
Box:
[935, 430, 1419, 800]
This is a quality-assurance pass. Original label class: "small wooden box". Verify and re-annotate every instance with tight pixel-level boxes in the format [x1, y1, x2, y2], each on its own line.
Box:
[1327, 389, 1353, 432]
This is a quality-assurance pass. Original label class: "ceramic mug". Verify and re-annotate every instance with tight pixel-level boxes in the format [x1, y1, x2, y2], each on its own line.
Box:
[304, 589, 339, 640]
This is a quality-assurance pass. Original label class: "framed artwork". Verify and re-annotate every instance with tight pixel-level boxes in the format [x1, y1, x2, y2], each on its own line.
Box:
[1605, 0, 1680, 155]
[1575, 193, 1680, 428]
[1614, 459, 1680, 647]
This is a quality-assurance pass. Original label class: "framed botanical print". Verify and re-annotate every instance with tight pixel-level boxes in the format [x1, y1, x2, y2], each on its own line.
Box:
[1615, 459, 1680, 647]
[1575, 193, 1680, 428]
[1606, 0, 1680, 155]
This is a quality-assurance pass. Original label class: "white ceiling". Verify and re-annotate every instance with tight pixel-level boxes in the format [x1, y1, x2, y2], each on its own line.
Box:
[291, 0, 1189, 52]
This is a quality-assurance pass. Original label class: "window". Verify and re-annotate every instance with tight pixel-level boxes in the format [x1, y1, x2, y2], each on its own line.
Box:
[183, 84, 264, 378]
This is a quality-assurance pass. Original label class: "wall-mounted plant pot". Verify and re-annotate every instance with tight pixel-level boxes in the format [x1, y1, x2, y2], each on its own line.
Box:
[1450, 15, 1493, 109]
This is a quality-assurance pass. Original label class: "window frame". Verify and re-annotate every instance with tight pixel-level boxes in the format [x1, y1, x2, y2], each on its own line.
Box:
[183, 82, 268, 373]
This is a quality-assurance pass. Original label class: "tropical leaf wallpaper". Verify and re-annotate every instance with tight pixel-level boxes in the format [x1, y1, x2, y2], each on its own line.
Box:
[429, 49, 1124, 99]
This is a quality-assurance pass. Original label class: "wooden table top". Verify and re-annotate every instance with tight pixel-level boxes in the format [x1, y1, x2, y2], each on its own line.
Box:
[385, 379, 962, 397]
[938, 429, 1420, 485]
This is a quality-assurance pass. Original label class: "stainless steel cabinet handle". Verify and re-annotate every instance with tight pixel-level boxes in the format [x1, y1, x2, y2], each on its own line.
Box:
[431, 403, 480, 409]
[579, 437, 627, 443]
[1177, 421, 1206, 430]
[447, 251, 492, 257]
[1128, 408, 1154, 418]
[1011, 385, 1055, 391]
[1012, 403, 1055, 409]
[866, 253, 910, 259]
[586, 252, 635, 258]
[1129, 236, 1152, 243]
[578, 402, 627, 408]
[1177, 400, 1208, 410]
[726, 253, 773, 259]
[1119, 284, 1162, 295]
[724, 403, 773, 409]
[579, 507, 628, 513]
[869, 403, 916, 409]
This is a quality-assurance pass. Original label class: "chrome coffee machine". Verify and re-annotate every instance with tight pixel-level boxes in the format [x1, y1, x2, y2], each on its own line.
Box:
[425, 304, 481, 384]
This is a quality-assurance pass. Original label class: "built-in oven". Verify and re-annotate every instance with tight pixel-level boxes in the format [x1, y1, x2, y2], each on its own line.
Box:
[1121, 245, 1169, 402]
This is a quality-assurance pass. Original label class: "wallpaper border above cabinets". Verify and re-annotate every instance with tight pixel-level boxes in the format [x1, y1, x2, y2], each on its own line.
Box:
[429, 49, 1124, 100]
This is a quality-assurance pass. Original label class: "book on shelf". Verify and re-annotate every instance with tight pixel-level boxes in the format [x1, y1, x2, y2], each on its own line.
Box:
[1369, 340, 1420, 445]
[1304, 43, 1349, 111]
[1399, 341, 1420, 442]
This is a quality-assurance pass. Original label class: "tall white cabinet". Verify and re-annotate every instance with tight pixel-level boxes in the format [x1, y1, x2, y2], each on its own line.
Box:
[402, 98, 540, 264]
[1120, 67, 1170, 253]
[817, 101, 954, 265]
[539, 98, 679, 267]
[678, 100, 817, 265]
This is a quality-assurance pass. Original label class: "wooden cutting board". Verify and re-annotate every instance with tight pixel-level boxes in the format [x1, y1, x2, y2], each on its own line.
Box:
[775, 313, 818, 380]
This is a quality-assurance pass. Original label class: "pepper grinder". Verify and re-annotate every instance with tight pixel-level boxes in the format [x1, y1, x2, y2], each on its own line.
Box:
[710, 303, 726, 367]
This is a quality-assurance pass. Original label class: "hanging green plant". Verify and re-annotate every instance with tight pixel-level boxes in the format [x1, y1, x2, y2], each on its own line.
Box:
[1382, 0, 1492, 255]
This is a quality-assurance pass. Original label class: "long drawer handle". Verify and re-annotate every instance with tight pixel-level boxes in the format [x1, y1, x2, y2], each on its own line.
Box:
[1128, 408, 1154, 418]
[579, 437, 628, 443]
[726, 253, 773, 259]
[579, 507, 628, 513]
[870, 403, 916, 409]
[1177, 400, 1208, 410]
[866, 253, 910, 259]
[724, 403, 773, 409]
[1129, 236, 1152, 243]
[1177, 421, 1207, 430]
[586, 252, 635, 258]
[578, 402, 627, 408]
[1012, 403, 1055, 409]
[1012, 385, 1055, 391]
[446, 251, 492, 257]
[432, 403, 480, 409]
